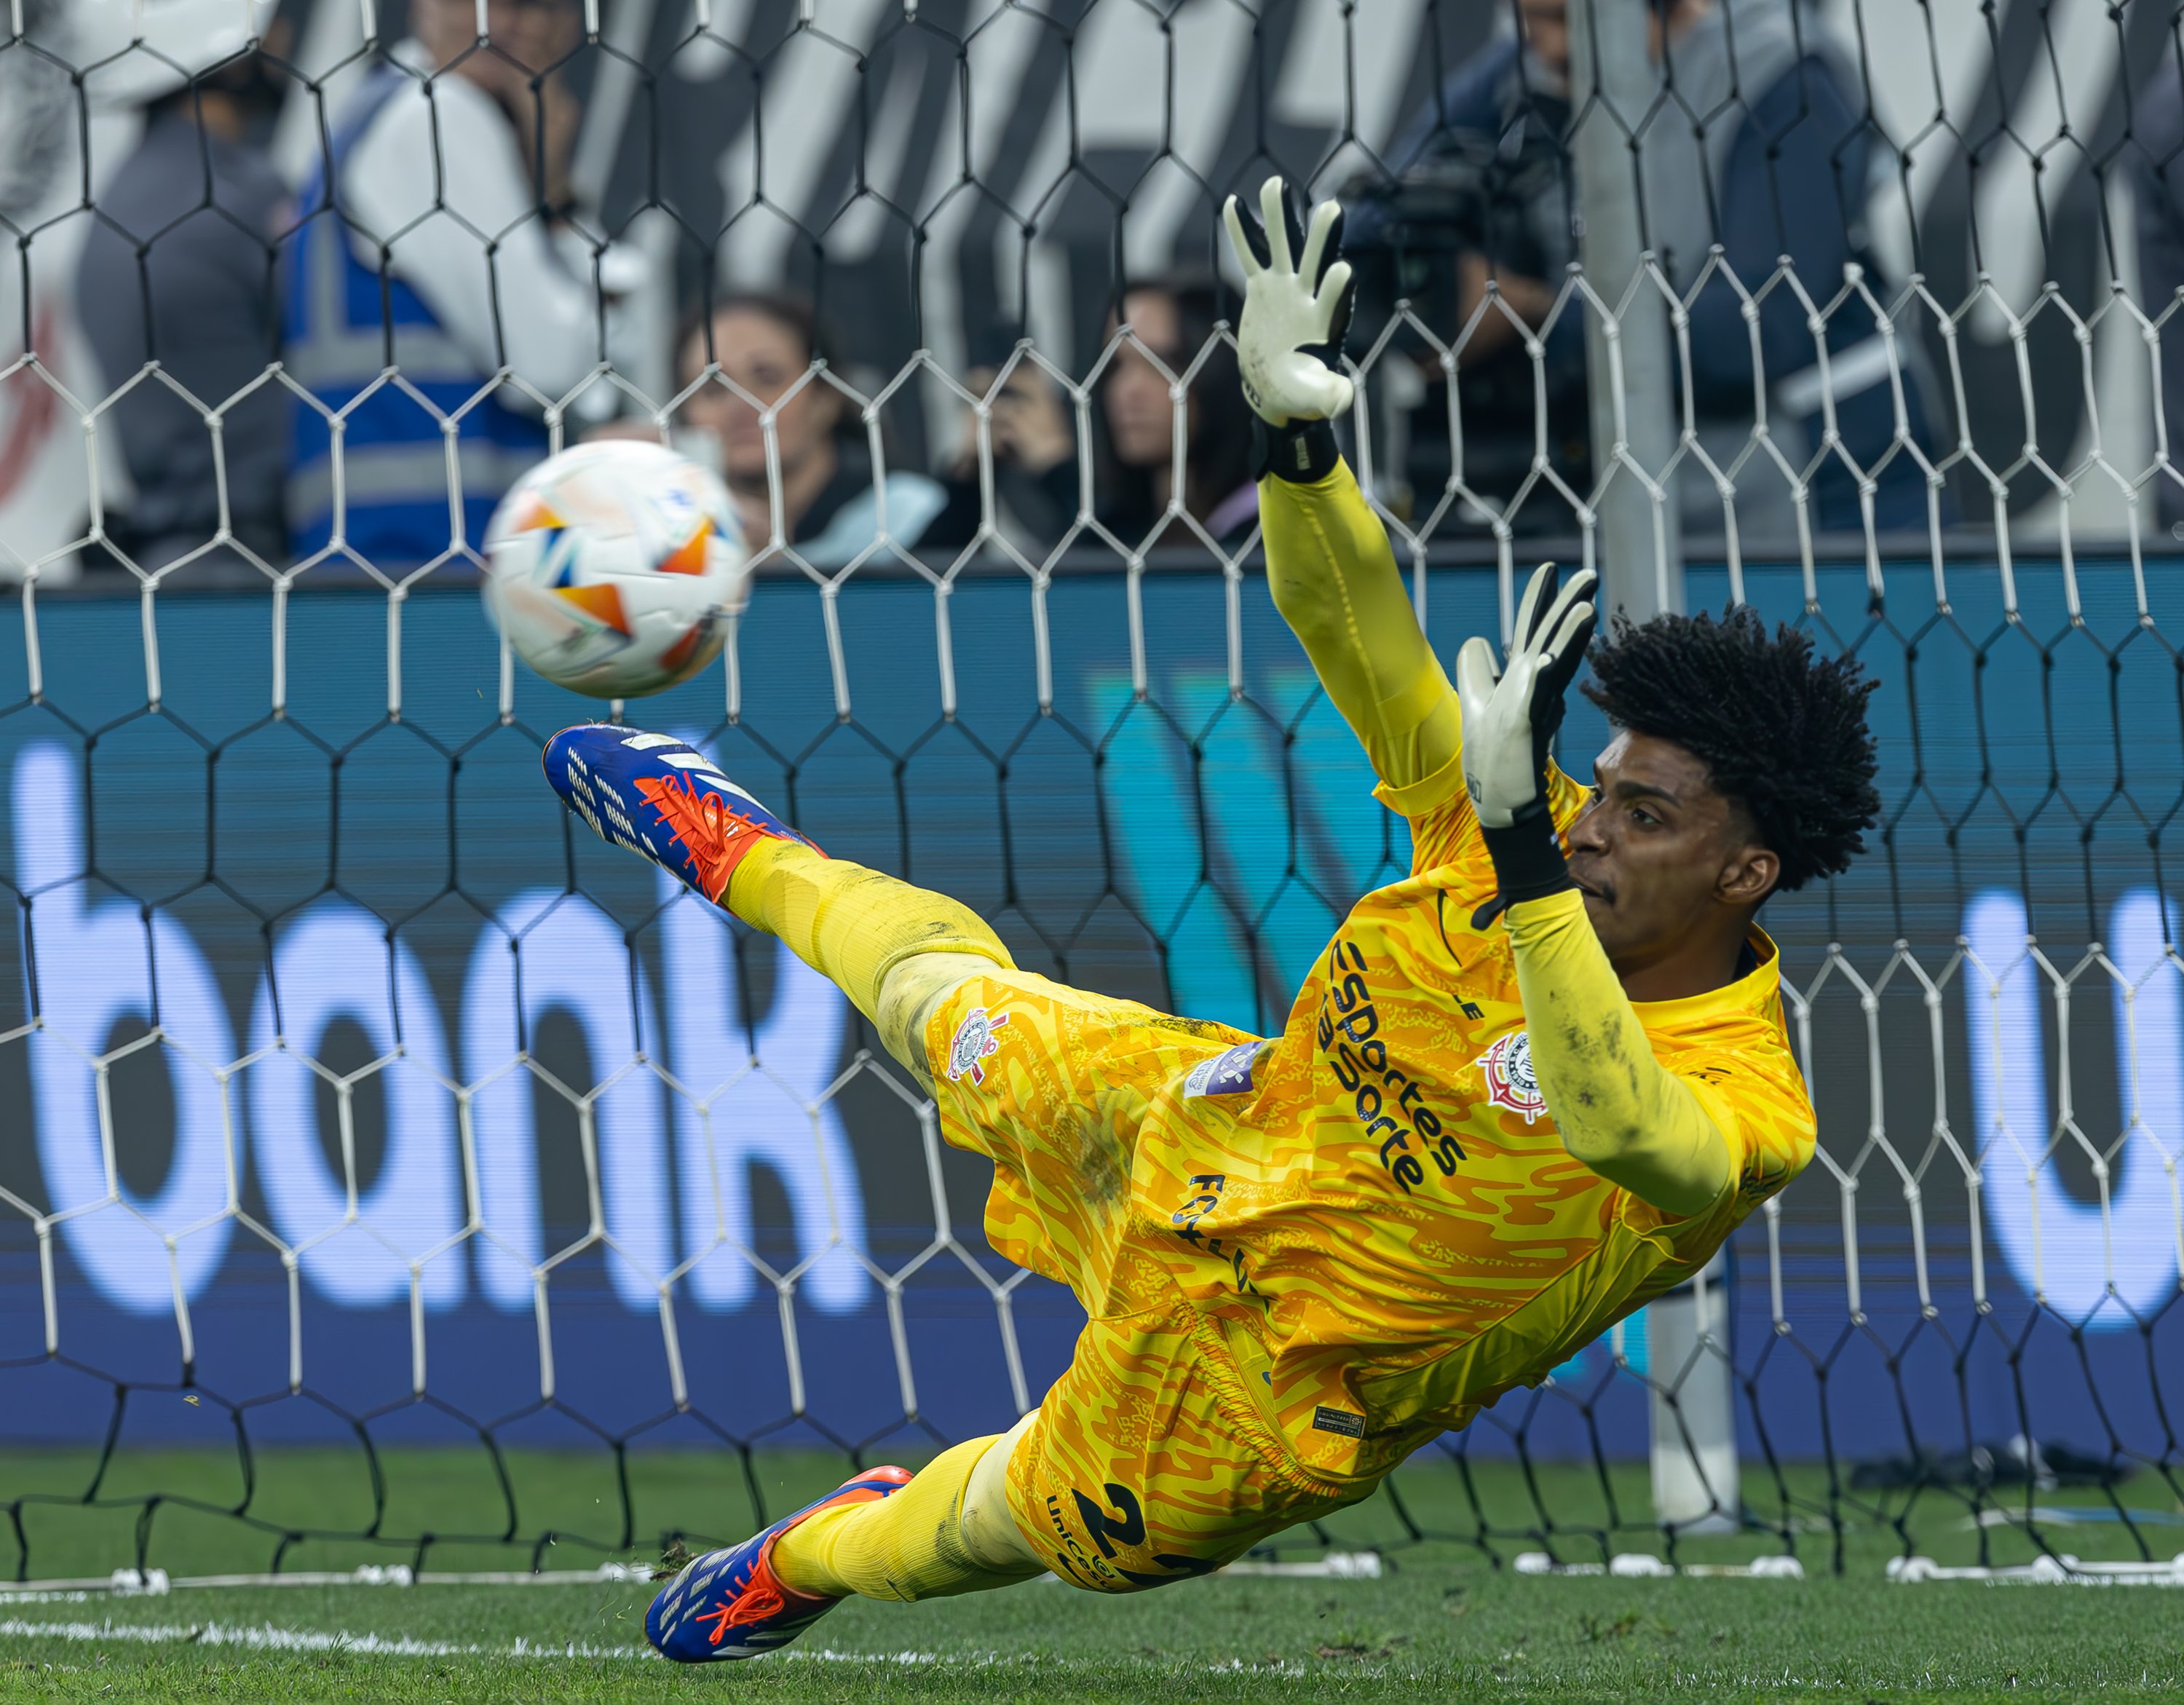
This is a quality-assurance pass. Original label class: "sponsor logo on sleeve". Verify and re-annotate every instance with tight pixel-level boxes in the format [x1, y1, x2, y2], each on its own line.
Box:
[1183, 1040, 1263, 1099]
[945, 1006, 1009, 1085]
[1473, 1029, 1545, 1124]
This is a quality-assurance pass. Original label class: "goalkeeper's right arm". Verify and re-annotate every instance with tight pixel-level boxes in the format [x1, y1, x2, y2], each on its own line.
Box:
[1259, 467, 1465, 812]
[1225, 178, 1465, 812]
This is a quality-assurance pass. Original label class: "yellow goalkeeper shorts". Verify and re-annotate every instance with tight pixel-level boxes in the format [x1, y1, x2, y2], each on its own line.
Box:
[922, 970, 1372, 1591]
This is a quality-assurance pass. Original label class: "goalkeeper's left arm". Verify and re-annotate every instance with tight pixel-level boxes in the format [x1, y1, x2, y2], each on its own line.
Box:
[1223, 180, 1464, 812]
[1505, 889, 1734, 1217]
[1453, 559, 1736, 1218]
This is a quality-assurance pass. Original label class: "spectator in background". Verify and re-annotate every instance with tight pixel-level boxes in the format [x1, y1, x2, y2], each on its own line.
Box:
[925, 353, 1080, 558]
[675, 292, 949, 569]
[1359, 0, 1937, 538]
[75, 34, 289, 576]
[284, 0, 643, 569]
[1346, 0, 1583, 521]
[1095, 277, 1258, 551]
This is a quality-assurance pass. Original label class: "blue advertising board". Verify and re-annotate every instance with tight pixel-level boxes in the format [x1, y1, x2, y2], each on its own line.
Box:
[0, 556, 2177, 1470]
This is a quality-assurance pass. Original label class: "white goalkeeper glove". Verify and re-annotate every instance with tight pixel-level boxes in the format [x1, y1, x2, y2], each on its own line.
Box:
[1456, 563, 1599, 909]
[1222, 176, 1356, 427]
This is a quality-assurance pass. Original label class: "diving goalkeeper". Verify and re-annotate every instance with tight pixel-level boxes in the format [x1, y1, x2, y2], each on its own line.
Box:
[540, 176, 1880, 1661]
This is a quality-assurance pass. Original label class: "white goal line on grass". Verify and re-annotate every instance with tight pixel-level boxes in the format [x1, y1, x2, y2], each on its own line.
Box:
[0, 1618, 958, 1666]
[0, 1616, 652, 1661]
[0, 1549, 1390, 1605]
[0, 1620, 1312, 1676]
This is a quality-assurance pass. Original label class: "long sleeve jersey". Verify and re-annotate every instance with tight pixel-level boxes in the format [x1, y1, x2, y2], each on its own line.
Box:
[1123, 459, 1818, 1484]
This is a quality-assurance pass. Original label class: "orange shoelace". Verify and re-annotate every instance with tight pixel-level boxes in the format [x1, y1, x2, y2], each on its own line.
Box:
[633, 773, 772, 903]
[685, 1480, 898, 1648]
[695, 1581, 792, 1644]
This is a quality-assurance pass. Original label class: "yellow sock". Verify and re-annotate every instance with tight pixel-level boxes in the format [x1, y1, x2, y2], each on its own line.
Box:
[770, 1436, 1042, 1602]
[726, 839, 1013, 1061]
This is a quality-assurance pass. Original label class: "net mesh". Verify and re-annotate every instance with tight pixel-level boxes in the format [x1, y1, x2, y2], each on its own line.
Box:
[0, 0, 2179, 1581]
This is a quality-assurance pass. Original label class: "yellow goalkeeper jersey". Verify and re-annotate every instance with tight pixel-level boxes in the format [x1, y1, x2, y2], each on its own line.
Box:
[1129, 770, 1817, 1486]
[924, 456, 1819, 1580]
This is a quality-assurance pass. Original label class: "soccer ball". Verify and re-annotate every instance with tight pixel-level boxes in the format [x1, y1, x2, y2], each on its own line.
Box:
[483, 440, 749, 698]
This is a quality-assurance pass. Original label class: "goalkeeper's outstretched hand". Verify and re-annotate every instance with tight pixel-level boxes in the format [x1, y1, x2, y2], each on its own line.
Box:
[1222, 175, 1355, 426]
[1456, 563, 1598, 907]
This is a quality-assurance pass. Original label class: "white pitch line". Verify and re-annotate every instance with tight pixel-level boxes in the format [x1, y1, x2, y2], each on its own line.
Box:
[0, 1618, 968, 1665]
[0, 1617, 648, 1660]
[0, 1618, 1350, 1677]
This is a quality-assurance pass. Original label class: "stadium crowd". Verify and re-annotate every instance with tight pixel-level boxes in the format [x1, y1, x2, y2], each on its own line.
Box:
[64, 0, 1985, 584]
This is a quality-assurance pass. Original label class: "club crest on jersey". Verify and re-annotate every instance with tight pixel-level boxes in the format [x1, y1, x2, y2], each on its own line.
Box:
[1473, 1029, 1545, 1123]
[946, 1007, 1009, 1085]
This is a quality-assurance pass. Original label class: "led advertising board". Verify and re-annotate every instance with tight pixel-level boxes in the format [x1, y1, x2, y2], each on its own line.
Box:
[1, 559, 2175, 1465]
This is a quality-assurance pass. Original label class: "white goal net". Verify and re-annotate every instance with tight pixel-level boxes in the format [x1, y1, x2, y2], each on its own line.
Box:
[0, 0, 2177, 1581]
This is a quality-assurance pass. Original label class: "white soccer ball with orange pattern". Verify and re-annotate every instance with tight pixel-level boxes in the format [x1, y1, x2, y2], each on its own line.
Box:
[483, 441, 749, 698]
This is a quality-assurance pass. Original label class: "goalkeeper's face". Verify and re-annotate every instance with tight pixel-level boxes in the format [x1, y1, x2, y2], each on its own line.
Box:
[1564, 731, 1781, 965]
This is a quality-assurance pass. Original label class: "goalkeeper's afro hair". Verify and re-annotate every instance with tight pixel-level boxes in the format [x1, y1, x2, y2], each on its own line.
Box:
[1580, 606, 1880, 893]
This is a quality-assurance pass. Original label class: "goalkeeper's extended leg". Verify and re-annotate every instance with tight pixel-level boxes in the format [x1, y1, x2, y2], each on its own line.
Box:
[542, 724, 1010, 1080]
[644, 1418, 1043, 1662]
[771, 1412, 1044, 1601]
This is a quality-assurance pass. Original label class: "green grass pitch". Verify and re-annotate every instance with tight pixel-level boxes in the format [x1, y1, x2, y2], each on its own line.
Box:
[0, 1447, 2177, 1701]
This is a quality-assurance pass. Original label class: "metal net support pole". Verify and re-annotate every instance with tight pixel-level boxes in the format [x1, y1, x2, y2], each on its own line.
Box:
[1567, 0, 1685, 622]
[1569, 0, 1725, 1536]
[1645, 1250, 1741, 1537]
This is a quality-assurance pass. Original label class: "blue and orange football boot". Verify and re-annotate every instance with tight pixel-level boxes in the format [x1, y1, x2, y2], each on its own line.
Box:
[645, 1465, 914, 1662]
[542, 724, 823, 904]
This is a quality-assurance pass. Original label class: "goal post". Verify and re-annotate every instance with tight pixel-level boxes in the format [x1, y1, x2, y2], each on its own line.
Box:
[1642, 1251, 1739, 1536]
[1567, 0, 1686, 625]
